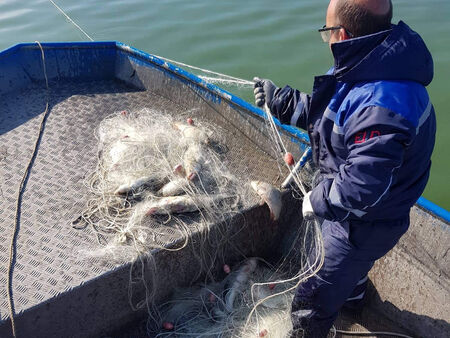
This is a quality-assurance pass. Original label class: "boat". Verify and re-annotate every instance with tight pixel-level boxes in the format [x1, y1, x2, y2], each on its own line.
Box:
[0, 42, 448, 338]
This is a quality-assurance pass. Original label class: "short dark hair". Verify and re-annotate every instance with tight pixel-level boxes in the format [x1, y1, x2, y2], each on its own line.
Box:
[336, 0, 393, 37]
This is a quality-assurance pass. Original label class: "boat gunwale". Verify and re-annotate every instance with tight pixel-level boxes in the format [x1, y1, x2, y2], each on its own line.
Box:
[1, 41, 449, 224]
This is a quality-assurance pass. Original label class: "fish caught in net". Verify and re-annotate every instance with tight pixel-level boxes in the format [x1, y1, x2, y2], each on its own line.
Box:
[73, 108, 273, 259]
[153, 216, 323, 338]
[72, 106, 323, 337]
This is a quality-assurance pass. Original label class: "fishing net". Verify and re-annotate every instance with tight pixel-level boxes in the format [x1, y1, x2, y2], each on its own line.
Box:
[154, 260, 294, 338]
[153, 216, 323, 338]
[145, 100, 326, 337]
[74, 101, 323, 336]
[75, 108, 258, 262]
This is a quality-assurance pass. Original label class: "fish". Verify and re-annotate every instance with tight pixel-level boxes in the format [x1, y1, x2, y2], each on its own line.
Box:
[158, 178, 190, 197]
[250, 181, 282, 221]
[183, 144, 206, 180]
[172, 164, 186, 177]
[253, 279, 288, 309]
[174, 122, 210, 144]
[145, 195, 199, 215]
[162, 284, 222, 329]
[224, 258, 258, 312]
[114, 176, 167, 195]
[145, 194, 231, 215]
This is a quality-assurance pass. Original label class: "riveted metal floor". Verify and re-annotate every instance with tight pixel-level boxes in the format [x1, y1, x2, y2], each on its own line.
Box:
[0, 79, 298, 337]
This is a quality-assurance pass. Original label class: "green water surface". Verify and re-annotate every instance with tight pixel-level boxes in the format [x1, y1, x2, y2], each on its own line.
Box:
[1, 0, 449, 208]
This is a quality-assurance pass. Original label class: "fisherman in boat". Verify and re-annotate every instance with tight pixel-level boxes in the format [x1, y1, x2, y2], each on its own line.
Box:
[253, 0, 436, 336]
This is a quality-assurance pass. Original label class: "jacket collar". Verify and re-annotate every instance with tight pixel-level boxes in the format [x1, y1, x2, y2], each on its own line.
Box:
[331, 28, 391, 79]
[329, 21, 433, 86]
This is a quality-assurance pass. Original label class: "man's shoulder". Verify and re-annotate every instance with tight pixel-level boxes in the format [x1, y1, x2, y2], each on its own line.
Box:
[348, 79, 427, 104]
[340, 80, 430, 126]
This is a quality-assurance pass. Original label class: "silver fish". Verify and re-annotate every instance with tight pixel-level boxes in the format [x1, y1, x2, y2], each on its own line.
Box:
[144, 194, 231, 216]
[224, 258, 258, 312]
[145, 195, 199, 215]
[114, 176, 166, 195]
[158, 178, 190, 197]
[183, 144, 206, 180]
[172, 164, 186, 177]
[174, 122, 210, 144]
[250, 181, 282, 221]
[252, 270, 289, 309]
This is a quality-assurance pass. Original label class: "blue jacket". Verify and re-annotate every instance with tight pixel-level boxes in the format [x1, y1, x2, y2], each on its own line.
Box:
[270, 21, 436, 222]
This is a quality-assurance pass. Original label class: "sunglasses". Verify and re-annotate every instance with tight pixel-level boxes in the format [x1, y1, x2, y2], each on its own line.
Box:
[318, 25, 354, 42]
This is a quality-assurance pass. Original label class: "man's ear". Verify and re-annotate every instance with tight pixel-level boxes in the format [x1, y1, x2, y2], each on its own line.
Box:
[339, 28, 350, 41]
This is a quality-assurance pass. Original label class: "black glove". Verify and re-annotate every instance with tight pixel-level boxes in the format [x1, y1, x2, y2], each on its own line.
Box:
[253, 77, 278, 108]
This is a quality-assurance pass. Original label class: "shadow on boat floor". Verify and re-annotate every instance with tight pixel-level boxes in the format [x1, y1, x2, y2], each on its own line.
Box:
[107, 282, 423, 338]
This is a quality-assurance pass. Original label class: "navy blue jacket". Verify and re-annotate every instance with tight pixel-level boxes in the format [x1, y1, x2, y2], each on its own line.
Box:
[270, 21, 436, 222]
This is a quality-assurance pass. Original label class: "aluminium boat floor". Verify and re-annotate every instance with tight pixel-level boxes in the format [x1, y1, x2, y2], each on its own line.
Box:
[0, 79, 284, 333]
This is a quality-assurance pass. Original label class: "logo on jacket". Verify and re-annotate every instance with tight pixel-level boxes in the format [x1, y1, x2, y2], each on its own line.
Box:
[354, 130, 381, 144]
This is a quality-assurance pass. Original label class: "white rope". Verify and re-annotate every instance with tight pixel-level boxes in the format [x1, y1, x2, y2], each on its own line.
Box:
[149, 58, 254, 85]
[333, 327, 414, 338]
[263, 104, 308, 196]
[197, 76, 253, 86]
[48, 0, 94, 41]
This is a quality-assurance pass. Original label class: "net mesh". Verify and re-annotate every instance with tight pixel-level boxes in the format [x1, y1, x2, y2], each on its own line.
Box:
[73, 83, 322, 337]
[75, 108, 258, 262]
[153, 216, 323, 338]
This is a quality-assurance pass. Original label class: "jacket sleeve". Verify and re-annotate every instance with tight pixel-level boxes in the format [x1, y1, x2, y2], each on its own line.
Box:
[309, 105, 415, 222]
[269, 85, 311, 130]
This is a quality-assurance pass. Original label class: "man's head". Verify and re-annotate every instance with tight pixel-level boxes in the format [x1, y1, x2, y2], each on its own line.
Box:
[325, 0, 393, 47]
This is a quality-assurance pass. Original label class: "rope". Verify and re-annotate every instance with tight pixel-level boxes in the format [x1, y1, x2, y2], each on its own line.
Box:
[197, 75, 253, 86]
[6, 41, 50, 338]
[334, 327, 414, 338]
[48, 0, 94, 41]
[263, 104, 308, 195]
[152, 61, 253, 85]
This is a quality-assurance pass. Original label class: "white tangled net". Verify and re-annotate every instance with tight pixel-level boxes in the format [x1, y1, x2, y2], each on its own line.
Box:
[75, 108, 257, 261]
[154, 219, 323, 338]
[75, 107, 322, 337]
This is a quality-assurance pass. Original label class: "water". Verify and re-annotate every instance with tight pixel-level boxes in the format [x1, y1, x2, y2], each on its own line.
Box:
[1, 0, 449, 209]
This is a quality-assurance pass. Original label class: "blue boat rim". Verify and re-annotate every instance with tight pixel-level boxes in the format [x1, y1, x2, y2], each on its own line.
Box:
[2, 40, 448, 224]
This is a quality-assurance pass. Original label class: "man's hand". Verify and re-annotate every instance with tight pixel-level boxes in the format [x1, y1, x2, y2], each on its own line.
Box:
[253, 77, 277, 108]
[302, 191, 315, 220]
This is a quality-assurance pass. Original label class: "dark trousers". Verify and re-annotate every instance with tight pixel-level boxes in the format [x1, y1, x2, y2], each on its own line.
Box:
[291, 217, 409, 338]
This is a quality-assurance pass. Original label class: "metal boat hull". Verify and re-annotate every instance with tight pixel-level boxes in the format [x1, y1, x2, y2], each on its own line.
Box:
[0, 42, 447, 338]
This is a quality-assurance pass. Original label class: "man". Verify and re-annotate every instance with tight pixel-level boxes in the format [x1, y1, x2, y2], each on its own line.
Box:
[254, 0, 436, 337]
